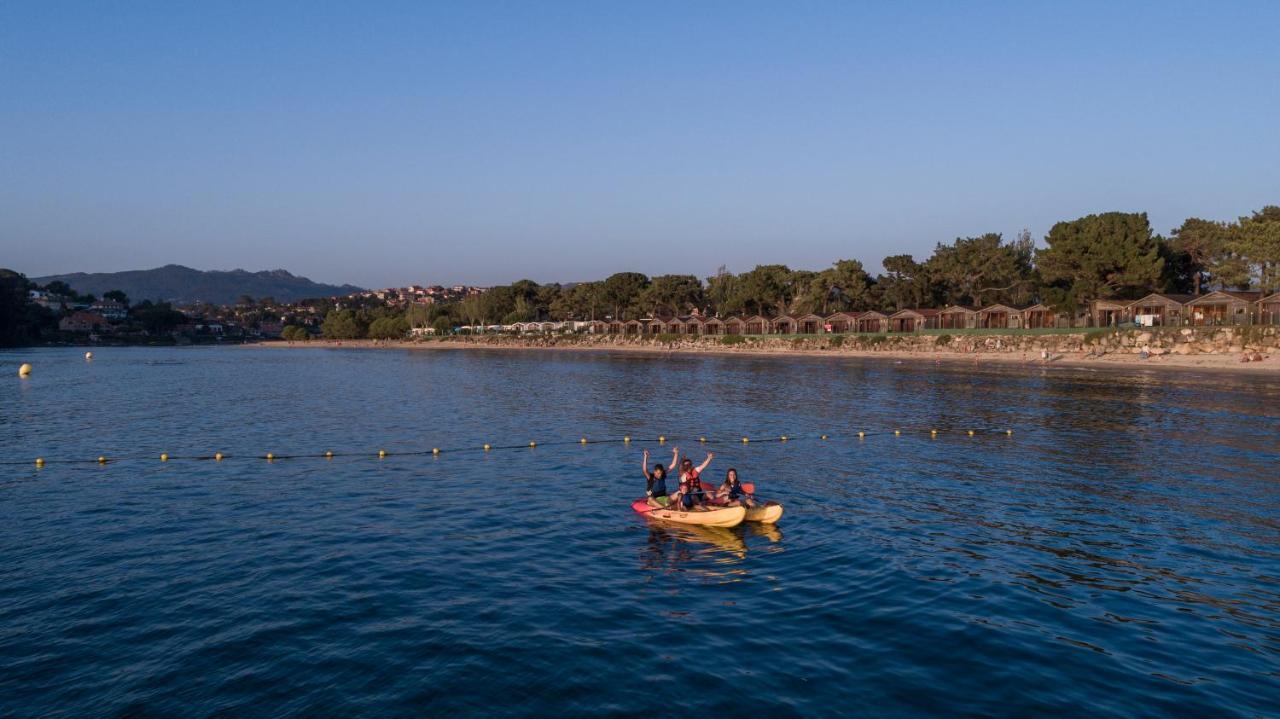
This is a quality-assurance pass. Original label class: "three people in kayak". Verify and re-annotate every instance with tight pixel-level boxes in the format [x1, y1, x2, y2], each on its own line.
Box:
[636, 446, 781, 524]
[642, 447, 723, 511]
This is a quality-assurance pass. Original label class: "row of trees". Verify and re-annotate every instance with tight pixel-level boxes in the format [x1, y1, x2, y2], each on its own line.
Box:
[0, 271, 194, 345]
[0, 269, 51, 346]
[366, 207, 1274, 333]
[317, 307, 411, 339]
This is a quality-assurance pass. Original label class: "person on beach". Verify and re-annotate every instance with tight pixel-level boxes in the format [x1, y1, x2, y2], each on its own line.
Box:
[715, 468, 757, 508]
[642, 447, 677, 508]
[668, 450, 714, 511]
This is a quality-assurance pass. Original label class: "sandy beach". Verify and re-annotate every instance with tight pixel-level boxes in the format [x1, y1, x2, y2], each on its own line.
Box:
[257, 337, 1280, 377]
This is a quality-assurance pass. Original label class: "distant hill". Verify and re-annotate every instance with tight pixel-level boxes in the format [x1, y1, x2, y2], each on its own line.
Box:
[33, 265, 363, 305]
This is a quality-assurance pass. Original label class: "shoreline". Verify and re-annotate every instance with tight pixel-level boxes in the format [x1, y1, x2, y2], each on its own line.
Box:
[254, 338, 1280, 377]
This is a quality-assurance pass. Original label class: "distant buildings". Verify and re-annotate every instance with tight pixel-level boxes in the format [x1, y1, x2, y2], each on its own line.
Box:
[350, 284, 487, 307]
[59, 311, 110, 332]
[90, 299, 128, 321]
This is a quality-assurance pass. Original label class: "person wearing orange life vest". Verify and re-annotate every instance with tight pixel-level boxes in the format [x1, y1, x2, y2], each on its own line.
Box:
[668, 449, 714, 511]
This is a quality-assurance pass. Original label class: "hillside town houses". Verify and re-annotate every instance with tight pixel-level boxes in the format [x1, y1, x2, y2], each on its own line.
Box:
[355, 285, 486, 307]
[38, 283, 489, 341]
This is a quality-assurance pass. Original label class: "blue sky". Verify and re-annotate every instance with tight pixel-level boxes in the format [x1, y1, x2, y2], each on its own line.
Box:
[3, 1, 1277, 288]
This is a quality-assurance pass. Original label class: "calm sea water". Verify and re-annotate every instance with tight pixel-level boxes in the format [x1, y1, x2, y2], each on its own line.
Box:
[1, 346, 1278, 717]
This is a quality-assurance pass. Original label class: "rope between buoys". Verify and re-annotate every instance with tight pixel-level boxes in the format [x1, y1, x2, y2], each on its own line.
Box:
[2, 429, 1021, 467]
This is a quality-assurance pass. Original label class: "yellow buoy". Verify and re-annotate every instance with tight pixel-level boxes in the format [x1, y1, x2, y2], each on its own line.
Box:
[160, 453, 168, 462]
[432, 448, 440, 455]
[967, 430, 975, 436]
[18, 363, 32, 377]
[529, 441, 536, 448]
[325, 451, 334, 459]
[378, 449, 387, 458]
[821, 434, 828, 440]
[858, 431, 865, 439]
[931, 429, 938, 435]
[483, 444, 491, 451]
[35, 457, 44, 468]
[658, 435, 666, 443]
[214, 452, 223, 461]
[780, 435, 788, 441]
[1006, 429, 1014, 436]
[624, 436, 631, 443]
[580, 438, 587, 444]
[894, 430, 901, 436]
[266, 453, 275, 461]
[97, 456, 107, 464]
[742, 437, 749, 444]
[699, 436, 706, 443]
[85, 352, 93, 360]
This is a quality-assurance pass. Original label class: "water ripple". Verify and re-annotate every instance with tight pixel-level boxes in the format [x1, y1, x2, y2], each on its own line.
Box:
[0, 346, 1277, 717]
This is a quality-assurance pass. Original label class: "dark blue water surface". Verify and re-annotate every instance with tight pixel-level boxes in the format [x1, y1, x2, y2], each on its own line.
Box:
[2, 346, 1278, 717]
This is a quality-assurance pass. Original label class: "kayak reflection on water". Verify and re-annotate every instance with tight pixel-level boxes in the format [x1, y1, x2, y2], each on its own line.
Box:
[744, 522, 783, 544]
[644, 525, 747, 564]
[639, 523, 786, 575]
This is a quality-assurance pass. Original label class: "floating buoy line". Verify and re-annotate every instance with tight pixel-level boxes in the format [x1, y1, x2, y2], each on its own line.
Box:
[3, 429, 1017, 468]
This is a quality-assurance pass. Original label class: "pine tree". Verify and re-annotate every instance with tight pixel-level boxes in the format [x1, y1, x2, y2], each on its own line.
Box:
[1036, 212, 1164, 311]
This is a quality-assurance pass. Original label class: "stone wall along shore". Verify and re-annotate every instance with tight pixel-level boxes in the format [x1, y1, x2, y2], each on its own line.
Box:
[430, 326, 1280, 356]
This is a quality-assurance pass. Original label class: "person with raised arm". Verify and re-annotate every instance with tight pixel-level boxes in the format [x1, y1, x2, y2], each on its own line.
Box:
[668, 449, 715, 511]
[641, 446, 678, 508]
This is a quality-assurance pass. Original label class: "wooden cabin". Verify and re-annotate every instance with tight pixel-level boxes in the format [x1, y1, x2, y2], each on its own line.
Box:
[856, 311, 889, 333]
[771, 315, 798, 334]
[644, 319, 663, 336]
[1128, 293, 1194, 327]
[623, 319, 643, 335]
[723, 317, 745, 335]
[1090, 299, 1130, 328]
[702, 317, 725, 335]
[824, 311, 862, 333]
[744, 315, 769, 335]
[1260, 293, 1280, 326]
[796, 313, 825, 334]
[1020, 303, 1065, 329]
[662, 317, 686, 334]
[938, 305, 978, 330]
[683, 316, 705, 335]
[889, 308, 939, 332]
[978, 304, 1024, 329]
[1186, 290, 1262, 326]
[607, 320, 625, 334]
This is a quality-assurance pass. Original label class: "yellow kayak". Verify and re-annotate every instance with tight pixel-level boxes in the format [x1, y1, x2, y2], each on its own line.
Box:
[697, 481, 785, 524]
[631, 499, 746, 528]
[744, 503, 784, 524]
